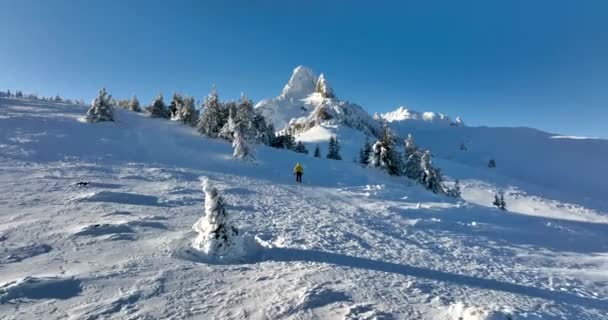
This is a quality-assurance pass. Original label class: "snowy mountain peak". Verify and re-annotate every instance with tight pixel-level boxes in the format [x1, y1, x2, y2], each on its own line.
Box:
[315, 73, 336, 99]
[280, 65, 318, 100]
[381, 106, 464, 127]
[256, 66, 379, 136]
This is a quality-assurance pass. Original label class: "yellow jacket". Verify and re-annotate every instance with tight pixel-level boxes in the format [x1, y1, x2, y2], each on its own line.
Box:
[294, 163, 304, 174]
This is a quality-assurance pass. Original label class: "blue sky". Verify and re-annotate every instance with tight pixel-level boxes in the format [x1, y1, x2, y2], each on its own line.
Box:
[1, 0, 606, 137]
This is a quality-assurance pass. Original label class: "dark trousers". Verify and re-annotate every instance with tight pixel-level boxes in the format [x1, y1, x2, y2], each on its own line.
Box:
[296, 172, 302, 183]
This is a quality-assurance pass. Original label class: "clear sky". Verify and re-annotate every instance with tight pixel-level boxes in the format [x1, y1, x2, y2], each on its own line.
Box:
[1, 0, 606, 137]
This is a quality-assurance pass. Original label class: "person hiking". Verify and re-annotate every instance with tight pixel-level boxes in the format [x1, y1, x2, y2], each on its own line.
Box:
[294, 162, 303, 183]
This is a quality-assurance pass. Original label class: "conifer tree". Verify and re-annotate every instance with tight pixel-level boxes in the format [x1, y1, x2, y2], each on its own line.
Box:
[264, 122, 277, 146]
[493, 190, 507, 210]
[404, 133, 417, 158]
[85, 88, 114, 123]
[445, 179, 462, 198]
[178, 96, 198, 126]
[326, 136, 342, 160]
[169, 93, 184, 119]
[146, 93, 170, 118]
[359, 137, 372, 165]
[218, 105, 237, 141]
[369, 124, 401, 174]
[192, 178, 239, 255]
[235, 93, 255, 140]
[128, 95, 141, 112]
[294, 141, 309, 154]
[403, 149, 424, 181]
[197, 87, 224, 137]
[420, 150, 443, 193]
[313, 144, 321, 157]
[232, 130, 254, 161]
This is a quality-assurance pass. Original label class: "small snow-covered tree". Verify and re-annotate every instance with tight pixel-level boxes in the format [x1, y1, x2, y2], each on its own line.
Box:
[192, 179, 239, 255]
[445, 179, 462, 198]
[420, 150, 443, 193]
[235, 93, 256, 140]
[198, 87, 224, 137]
[369, 124, 401, 175]
[403, 149, 423, 181]
[404, 133, 417, 158]
[218, 102, 237, 141]
[493, 190, 506, 210]
[85, 88, 114, 123]
[128, 95, 141, 112]
[359, 137, 372, 165]
[169, 93, 184, 119]
[233, 130, 254, 161]
[272, 131, 296, 150]
[294, 141, 309, 154]
[178, 96, 198, 127]
[146, 93, 170, 118]
[313, 144, 321, 157]
[326, 136, 342, 160]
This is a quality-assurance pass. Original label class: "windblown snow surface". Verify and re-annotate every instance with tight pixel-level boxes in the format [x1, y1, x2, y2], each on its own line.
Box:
[1, 97, 608, 319]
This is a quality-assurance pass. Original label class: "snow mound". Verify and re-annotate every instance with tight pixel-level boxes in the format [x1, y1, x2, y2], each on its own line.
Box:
[441, 302, 515, 320]
[0, 243, 52, 263]
[0, 276, 82, 303]
[73, 191, 163, 207]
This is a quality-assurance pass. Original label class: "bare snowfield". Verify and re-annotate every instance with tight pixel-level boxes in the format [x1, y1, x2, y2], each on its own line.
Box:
[1, 98, 607, 319]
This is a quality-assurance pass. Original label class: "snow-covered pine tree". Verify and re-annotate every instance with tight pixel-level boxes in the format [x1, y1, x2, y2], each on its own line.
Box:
[146, 93, 170, 118]
[369, 124, 401, 175]
[85, 88, 114, 123]
[235, 93, 256, 140]
[403, 149, 423, 181]
[315, 73, 335, 98]
[197, 87, 224, 137]
[445, 179, 462, 198]
[128, 95, 141, 112]
[359, 137, 372, 165]
[263, 122, 277, 146]
[420, 150, 443, 193]
[233, 130, 254, 161]
[178, 96, 198, 127]
[493, 190, 506, 210]
[326, 136, 342, 160]
[294, 141, 309, 154]
[169, 93, 184, 120]
[313, 144, 321, 157]
[218, 106, 237, 141]
[272, 131, 296, 150]
[192, 178, 239, 255]
[404, 133, 417, 157]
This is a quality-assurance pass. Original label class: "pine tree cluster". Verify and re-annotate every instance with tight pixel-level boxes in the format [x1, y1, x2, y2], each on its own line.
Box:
[493, 191, 507, 210]
[326, 136, 342, 160]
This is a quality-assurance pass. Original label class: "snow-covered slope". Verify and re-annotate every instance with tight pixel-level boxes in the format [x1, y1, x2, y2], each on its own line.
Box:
[1, 98, 608, 319]
[385, 121, 608, 213]
[255, 66, 380, 136]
